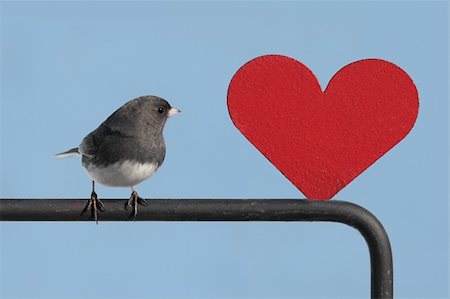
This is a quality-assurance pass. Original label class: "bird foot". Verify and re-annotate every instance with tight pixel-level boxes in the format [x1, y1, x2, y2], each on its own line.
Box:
[81, 191, 105, 224]
[125, 191, 147, 220]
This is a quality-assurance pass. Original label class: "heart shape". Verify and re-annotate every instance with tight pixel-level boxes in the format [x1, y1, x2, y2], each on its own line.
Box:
[227, 55, 419, 199]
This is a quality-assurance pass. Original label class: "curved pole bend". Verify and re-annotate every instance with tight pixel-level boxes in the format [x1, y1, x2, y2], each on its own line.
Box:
[0, 199, 393, 299]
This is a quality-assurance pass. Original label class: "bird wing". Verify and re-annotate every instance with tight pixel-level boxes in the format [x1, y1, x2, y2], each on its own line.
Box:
[78, 131, 98, 158]
[79, 124, 131, 158]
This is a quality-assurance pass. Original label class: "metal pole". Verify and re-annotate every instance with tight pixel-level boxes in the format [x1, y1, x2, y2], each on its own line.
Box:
[0, 199, 393, 299]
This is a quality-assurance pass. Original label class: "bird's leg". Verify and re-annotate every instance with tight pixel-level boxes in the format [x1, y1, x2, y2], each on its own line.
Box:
[81, 181, 105, 224]
[125, 187, 147, 220]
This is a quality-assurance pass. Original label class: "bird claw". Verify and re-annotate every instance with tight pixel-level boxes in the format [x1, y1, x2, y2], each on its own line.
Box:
[81, 191, 105, 224]
[125, 191, 146, 220]
[137, 197, 147, 206]
[97, 200, 105, 212]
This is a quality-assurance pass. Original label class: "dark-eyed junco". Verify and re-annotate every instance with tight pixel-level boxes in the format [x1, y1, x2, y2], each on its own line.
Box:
[55, 95, 179, 222]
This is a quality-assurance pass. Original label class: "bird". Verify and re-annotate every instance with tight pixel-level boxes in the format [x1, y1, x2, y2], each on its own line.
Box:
[54, 95, 180, 222]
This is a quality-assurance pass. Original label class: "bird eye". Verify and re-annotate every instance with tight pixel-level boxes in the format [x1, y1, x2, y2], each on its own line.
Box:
[158, 107, 165, 114]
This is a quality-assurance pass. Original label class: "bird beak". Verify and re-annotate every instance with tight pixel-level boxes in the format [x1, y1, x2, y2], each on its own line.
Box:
[168, 107, 180, 117]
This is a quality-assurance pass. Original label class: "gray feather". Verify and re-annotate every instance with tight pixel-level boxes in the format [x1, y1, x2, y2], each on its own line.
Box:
[54, 147, 79, 158]
[80, 96, 170, 168]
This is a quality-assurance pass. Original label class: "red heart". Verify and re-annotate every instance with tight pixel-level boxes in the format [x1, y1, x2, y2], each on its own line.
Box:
[227, 55, 419, 199]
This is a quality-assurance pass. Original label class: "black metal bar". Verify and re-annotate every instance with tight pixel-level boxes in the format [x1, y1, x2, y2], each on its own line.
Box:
[0, 199, 393, 299]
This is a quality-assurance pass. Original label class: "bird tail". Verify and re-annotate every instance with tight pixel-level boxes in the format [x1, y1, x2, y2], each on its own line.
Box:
[53, 147, 80, 158]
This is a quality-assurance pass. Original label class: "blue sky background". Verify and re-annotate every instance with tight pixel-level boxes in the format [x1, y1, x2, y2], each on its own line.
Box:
[0, 1, 448, 298]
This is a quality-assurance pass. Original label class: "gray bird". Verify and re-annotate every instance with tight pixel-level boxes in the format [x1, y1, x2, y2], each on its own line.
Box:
[55, 95, 180, 222]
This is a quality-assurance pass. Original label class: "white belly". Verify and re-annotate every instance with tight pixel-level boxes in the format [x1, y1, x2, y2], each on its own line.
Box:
[85, 160, 159, 187]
